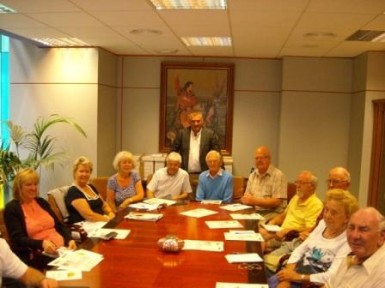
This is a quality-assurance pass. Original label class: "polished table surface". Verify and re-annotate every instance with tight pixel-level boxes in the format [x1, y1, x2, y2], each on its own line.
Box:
[59, 201, 267, 288]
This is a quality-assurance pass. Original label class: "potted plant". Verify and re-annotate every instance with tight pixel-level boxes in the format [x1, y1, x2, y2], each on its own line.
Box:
[0, 114, 87, 193]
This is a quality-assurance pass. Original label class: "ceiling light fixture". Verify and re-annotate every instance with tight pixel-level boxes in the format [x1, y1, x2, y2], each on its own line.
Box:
[150, 0, 227, 10]
[129, 29, 162, 36]
[181, 36, 231, 46]
[304, 32, 336, 40]
[33, 37, 90, 47]
[0, 3, 16, 13]
[155, 48, 179, 54]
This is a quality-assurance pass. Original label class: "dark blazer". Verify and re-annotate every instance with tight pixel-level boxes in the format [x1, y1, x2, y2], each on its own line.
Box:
[171, 127, 220, 172]
[4, 197, 72, 265]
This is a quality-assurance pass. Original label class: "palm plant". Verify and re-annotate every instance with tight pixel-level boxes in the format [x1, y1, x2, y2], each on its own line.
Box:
[0, 114, 87, 184]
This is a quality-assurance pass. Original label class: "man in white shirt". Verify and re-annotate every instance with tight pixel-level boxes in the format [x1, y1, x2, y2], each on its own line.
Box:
[324, 207, 385, 288]
[0, 238, 58, 287]
[146, 152, 192, 200]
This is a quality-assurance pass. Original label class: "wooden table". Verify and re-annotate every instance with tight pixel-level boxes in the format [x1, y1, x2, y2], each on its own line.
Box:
[59, 201, 267, 288]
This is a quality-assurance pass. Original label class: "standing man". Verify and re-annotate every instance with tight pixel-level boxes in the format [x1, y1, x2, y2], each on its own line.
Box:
[324, 207, 385, 288]
[171, 111, 220, 174]
[146, 152, 192, 200]
[196, 150, 233, 203]
[241, 146, 287, 219]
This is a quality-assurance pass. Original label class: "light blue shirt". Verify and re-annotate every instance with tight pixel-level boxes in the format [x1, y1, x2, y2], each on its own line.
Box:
[196, 169, 233, 203]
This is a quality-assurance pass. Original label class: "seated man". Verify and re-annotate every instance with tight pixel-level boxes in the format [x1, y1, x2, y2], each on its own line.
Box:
[146, 152, 192, 200]
[260, 170, 323, 250]
[324, 207, 385, 288]
[196, 150, 233, 203]
[241, 146, 287, 219]
[0, 238, 58, 287]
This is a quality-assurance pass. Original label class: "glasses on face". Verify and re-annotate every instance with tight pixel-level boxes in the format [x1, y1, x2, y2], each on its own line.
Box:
[254, 156, 268, 161]
[294, 181, 312, 185]
[326, 179, 347, 185]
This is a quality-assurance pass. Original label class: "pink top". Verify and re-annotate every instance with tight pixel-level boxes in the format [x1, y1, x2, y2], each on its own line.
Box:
[22, 199, 64, 247]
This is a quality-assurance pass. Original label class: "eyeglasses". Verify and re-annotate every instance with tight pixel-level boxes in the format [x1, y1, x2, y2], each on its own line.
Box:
[326, 179, 347, 185]
[294, 181, 312, 185]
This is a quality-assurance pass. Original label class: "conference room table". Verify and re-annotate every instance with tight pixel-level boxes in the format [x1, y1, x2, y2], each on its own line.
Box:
[58, 201, 267, 288]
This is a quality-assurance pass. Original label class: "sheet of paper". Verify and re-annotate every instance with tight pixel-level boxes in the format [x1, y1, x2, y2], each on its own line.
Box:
[88, 228, 130, 240]
[220, 204, 252, 211]
[180, 208, 218, 218]
[262, 224, 282, 232]
[201, 200, 222, 205]
[124, 212, 163, 221]
[205, 220, 243, 229]
[48, 249, 104, 272]
[76, 221, 107, 234]
[46, 270, 82, 281]
[183, 240, 224, 252]
[224, 231, 264, 242]
[144, 198, 176, 206]
[225, 253, 263, 263]
[230, 213, 264, 220]
[216, 282, 268, 288]
[128, 202, 159, 211]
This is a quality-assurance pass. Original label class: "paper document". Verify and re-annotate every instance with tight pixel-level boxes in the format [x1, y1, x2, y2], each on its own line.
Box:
[124, 212, 163, 221]
[262, 224, 281, 232]
[144, 198, 176, 206]
[216, 282, 268, 288]
[88, 228, 130, 239]
[183, 240, 224, 252]
[230, 213, 264, 220]
[205, 220, 243, 229]
[224, 231, 264, 242]
[128, 202, 159, 211]
[225, 253, 263, 263]
[48, 249, 103, 272]
[75, 221, 107, 234]
[46, 270, 82, 281]
[180, 208, 218, 218]
[201, 200, 222, 205]
[220, 204, 252, 211]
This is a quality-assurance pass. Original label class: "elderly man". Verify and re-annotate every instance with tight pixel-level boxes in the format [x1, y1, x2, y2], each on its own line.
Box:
[241, 146, 287, 218]
[327, 166, 351, 190]
[146, 152, 192, 200]
[171, 111, 220, 174]
[260, 170, 323, 250]
[195, 150, 233, 203]
[324, 207, 385, 288]
[0, 238, 58, 287]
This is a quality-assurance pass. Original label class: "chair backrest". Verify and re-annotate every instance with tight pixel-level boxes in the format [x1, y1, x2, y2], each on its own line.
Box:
[287, 182, 297, 202]
[90, 177, 109, 200]
[232, 176, 246, 202]
[0, 209, 9, 242]
[47, 186, 70, 223]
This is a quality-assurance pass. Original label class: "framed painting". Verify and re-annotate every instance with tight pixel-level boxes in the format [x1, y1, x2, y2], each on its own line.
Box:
[159, 62, 234, 155]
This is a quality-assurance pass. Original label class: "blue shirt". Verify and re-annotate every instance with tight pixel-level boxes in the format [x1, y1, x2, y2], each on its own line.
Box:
[196, 169, 233, 203]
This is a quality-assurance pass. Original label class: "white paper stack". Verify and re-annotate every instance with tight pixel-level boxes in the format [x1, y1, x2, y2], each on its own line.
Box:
[224, 230, 264, 242]
[220, 204, 252, 211]
[124, 212, 163, 221]
[205, 220, 243, 229]
[48, 249, 103, 272]
[88, 228, 130, 239]
[216, 282, 268, 288]
[180, 208, 218, 218]
[182, 240, 224, 252]
[144, 198, 176, 206]
[224, 253, 263, 263]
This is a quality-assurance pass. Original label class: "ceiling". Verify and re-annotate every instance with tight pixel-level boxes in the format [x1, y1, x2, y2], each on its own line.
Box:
[1, 0, 385, 58]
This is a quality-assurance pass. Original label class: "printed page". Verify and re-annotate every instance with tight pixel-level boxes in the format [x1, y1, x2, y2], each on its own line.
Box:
[205, 220, 243, 229]
[180, 208, 218, 218]
[182, 240, 224, 252]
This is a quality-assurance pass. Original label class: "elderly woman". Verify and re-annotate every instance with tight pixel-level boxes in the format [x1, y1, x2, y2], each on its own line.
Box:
[268, 189, 359, 288]
[65, 156, 115, 224]
[4, 168, 76, 268]
[106, 151, 144, 212]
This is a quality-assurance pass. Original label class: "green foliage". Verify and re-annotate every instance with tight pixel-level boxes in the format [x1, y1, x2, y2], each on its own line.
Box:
[0, 114, 87, 183]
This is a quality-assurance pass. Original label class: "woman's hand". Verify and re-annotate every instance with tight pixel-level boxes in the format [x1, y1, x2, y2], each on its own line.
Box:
[277, 281, 291, 288]
[67, 240, 77, 250]
[42, 240, 57, 254]
[107, 211, 115, 219]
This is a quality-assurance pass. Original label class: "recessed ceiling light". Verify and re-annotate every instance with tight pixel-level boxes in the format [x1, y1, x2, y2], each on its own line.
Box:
[181, 37, 231, 46]
[304, 32, 336, 40]
[0, 3, 16, 13]
[155, 48, 179, 54]
[130, 29, 162, 36]
[33, 37, 90, 47]
[150, 0, 227, 10]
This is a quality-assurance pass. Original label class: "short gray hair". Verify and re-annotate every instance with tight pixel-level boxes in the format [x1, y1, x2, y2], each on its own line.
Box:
[112, 151, 136, 170]
[205, 150, 222, 162]
[167, 152, 182, 163]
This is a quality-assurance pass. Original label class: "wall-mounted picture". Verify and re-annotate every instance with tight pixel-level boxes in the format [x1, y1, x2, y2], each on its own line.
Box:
[159, 62, 234, 155]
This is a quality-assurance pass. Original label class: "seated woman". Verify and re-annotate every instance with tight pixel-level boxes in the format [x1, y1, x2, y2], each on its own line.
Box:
[106, 151, 144, 212]
[65, 156, 115, 224]
[267, 189, 359, 288]
[4, 168, 77, 269]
